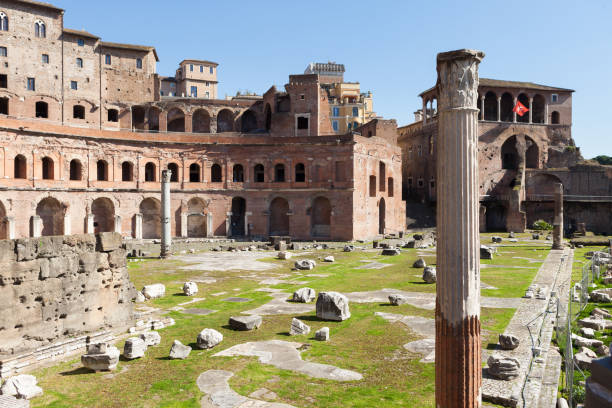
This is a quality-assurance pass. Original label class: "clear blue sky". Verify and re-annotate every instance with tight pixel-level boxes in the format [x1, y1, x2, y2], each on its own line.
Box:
[55, 0, 611, 158]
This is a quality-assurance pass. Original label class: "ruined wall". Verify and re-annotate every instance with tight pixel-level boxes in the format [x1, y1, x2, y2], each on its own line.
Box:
[0, 232, 134, 356]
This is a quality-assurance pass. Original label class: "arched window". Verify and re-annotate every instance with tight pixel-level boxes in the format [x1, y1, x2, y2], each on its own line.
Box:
[136, 58, 142, 69]
[233, 164, 244, 182]
[189, 163, 201, 182]
[551, 111, 560, 124]
[167, 163, 178, 182]
[210, 164, 222, 182]
[295, 163, 305, 182]
[73, 105, 85, 119]
[144, 162, 156, 182]
[107, 109, 118, 122]
[76, 57, 83, 68]
[34, 20, 45, 38]
[69, 159, 82, 180]
[14, 154, 26, 179]
[274, 164, 285, 182]
[0, 12, 9, 31]
[35, 101, 48, 118]
[254, 164, 265, 183]
[121, 161, 133, 181]
[500, 92, 514, 122]
[42, 156, 54, 180]
[516, 94, 529, 123]
[96, 160, 108, 181]
[483, 91, 497, 121]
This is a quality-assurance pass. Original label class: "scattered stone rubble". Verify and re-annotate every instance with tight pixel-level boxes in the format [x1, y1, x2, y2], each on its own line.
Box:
[140, 331, 162, 346]
[292, 287, 316, 303]
[316, 292, 351, 321]
[289, 318, 310, 336]
[81, 343, 120, 371]
[196, 329, 223, 350]
[183, 282, 198, 296]
[229, 315, 262, 331]
[487, 355, 520, 380]
[0, 374, 43, 400]
[278, 251, 292, 260]
[169, 340, 191, 360]
[294, 260, 316, 270]
[123, 337, 147, 359]
[498, 334, 520, 350]
[422, 266, 437, 283]
[388, 294, 409, 306]
[142, 283, 166, 299]
[413, 258, 426, 268]
[315, 327, 330, 341]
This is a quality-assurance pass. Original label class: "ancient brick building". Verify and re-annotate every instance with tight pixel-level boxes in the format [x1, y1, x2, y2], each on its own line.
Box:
[0, 0, 405, 241]
[399, 78, 612, 234]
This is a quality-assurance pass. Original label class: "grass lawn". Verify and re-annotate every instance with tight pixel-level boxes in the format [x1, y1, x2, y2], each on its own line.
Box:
[29, 234, 548, 408]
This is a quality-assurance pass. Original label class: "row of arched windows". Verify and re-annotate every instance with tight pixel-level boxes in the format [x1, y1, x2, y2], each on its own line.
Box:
[478, 91, 561, 124]
[0, 12, 45, 36]
[11, 156, 313, 184]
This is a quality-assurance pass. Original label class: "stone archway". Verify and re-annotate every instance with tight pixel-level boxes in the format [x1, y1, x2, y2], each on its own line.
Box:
[217, 109, 234, 132]
[92, 197, 115, 233]
[486, 202, 507, 232]
[379, 198, 386, 235]
[36, 197, 64, 236]
[140, 198, 161, 239]
[311, 196, 331, 238]
[187, 197, 207, 238]
[231, 197, 246, 237]
[269, 197, 289, 236]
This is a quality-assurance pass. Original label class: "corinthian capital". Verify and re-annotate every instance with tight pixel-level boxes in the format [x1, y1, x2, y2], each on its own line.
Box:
[436, 49, 485, 110]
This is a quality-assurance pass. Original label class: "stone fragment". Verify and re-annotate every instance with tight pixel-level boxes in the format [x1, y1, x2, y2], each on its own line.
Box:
[324, 255, 335, 262]
[557, 397, 569, 408]
[295, 259, 316, 270]
[590, 290, 611, 303]
[343, 245, 355, 252]
[579, 317, 612, 331]
[183, 281, 198, 296]
[572, 333, 603, 348]
[315, 327, 330, 341]
[142, 283, 166, 299]
[0, 395, 29, 407]
[413, 258, 426, 268]
[95, 232, 122, 252]
[487, 355, 520, 380]
[316, 291, 350, 321]
[491, 236, 502, 243]
[388, 294, 409, 305]
[278, 251, 292, 260]
[123, 337, 147, 359]
[532, 233, 540, 240]
[595, 344, 609, 356]
[289, 318, 310, 336]
[592, 308, 612, 319]
[574, 347, 597, 370]
[81, 346, 120, 371]
[139, 331, 161, 346]
[422, 266, 437, 283]
[381, 248, 400, 256]
[229, 315, 262, 331]
[151, 320, 165, 330]
[480, 245, 494, 260]
[292, 287, 316, 303]
[87, 343, 107, 354]
[0, 374, 43, 400]
[169, 340, 191, 359]
[196, 328, 223, 350]
[508, 231, 515, 238]
[499, 334, 520, 350]
[580, 327, 595, 338]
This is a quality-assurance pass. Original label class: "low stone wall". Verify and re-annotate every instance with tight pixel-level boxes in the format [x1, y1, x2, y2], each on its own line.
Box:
[0, 232, 135, 357]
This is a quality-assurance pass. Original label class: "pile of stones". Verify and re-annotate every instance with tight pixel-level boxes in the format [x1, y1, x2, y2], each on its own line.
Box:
[0, 374, 43, 400]
[487, 355, 520, 380]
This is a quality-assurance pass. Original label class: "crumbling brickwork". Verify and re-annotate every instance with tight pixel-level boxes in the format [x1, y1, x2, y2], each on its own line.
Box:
[0, 232, 135, 356]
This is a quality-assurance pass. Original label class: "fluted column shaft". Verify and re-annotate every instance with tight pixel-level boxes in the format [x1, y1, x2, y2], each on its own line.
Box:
[552, 183, 563, 249]
[160, 169, 172, 258]
[435, 49, 484, 408]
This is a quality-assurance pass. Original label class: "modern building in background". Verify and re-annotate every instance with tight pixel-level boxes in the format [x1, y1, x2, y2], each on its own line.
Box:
[305, 62, 376, 134]
[160, 59, 218, 99]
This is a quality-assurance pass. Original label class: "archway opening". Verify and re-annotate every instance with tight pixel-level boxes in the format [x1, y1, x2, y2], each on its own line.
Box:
[484, 91, 497, 121]
[35, 101, 48, 118]
[501, 136, 519, 170]
[486, 202, 507, 232]
[311, 196, 331, 238]
[525, 137, 539, 169]
[516, 94, 529, 123]
[69, 159, 82, 180]
[231, 197, 246, 237]
[167, 163, 179, 182]
[187, 198, 206, 238]
[269, 197, 289, 236]
[42, 157, 54, 180]
[97, 160, 108, 181]
[92, 197, 115, 233]
[36, 197, 63, 236]
[233, 164, 244, 182]
[189, 163, 201, 182]
[532, 94, 545, 124]
[211, 164, 222, 182]
[240, 110, 257, 133]
[551, 111, 560, 124]
[217, 109, 233, 132]
[145, 162, 156, 182]
[167, 108, 185, 132]
[295, 163, 305, 182]
[132, 106, 146, 130]
[193, 109, 210, 133]
[254, 164, 264, 183]
[140, 198, 161, 239]
[122, 161, 134, 181]
[274, 164, 285, 182]
[14, 154, 27, 179]
[500, 93, 514, 122]
[148, 107, 161, 131]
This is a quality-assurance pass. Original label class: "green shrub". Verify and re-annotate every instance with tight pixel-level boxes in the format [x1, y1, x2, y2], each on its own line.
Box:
[533, 219, 553, 231]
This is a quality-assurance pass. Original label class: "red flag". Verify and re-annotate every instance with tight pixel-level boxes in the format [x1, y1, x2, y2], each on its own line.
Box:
[512, 101, 529, 117]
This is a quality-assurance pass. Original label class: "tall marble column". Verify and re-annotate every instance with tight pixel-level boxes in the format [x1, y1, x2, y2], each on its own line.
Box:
[160, 170, 172, 258]
[435, 49, 484, 408]
[552, 183, 563, 249]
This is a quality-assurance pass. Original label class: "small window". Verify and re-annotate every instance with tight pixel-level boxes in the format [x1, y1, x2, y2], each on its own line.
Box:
[167, 163, 178, 182]
[300, 94, 305, 100]
[347, 123, 352, 130]
[352, 107, 358, 117]
[297, 116, 308, 130]
[417, 178, 424, 188]
[105, 54, 111, 65]
[295, 163, 305, 182]
[76, 58, 82, 68]
[35, 101, 48, 118]
[107, 108, 118, 122]
[96, 160, 108, 181]
[205, 91, 209, 99]
[274, 164, 285, 182]
[430, 179, 435, 189]
[42, 54, 49, 64]
[77, 38, 84, 46]
[27, 77, 35, 91]
[388, 178, 394, 197]
[190, 86, 197, 97]
[144, 162, 156, 182]
[42, 157, 54, 180]
[551, 94, 558, 103]
[14, 155, 26, 179]
[369, 175, 376, 197]
[0, 74, 6, 88]
[70, 81, 78, 90]
[0, 96, 8, 114]
[189, 64, 193, 72]
[254, 164, 265, 183]
[0, 47, 6, 57]
[232, 164, 244, 182]
[189, 163, 200, 182]
[121, 161, 133, 181]
[0, 12, 8, 32]
[69, 159, 82, 180]
[136, 58, 142, 69]
[332, 107, 339, 117]
[210, 66, 213, 74]
[73, 105, 85, 119]
[34, 20, 46, 38]
[199, 65, 203, 72]
[205, 81, 209, 86]
[332, 120, 338, 131]
[210, 164, 222, 182]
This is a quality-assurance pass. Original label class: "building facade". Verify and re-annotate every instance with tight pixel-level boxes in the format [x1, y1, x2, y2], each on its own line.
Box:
[399, 78, 612, 234]
[160, 59, 218, 99]
[0, 1, 405, 242]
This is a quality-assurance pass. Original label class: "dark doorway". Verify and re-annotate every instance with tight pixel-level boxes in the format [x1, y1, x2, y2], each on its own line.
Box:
[231, 197, 246, 236]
